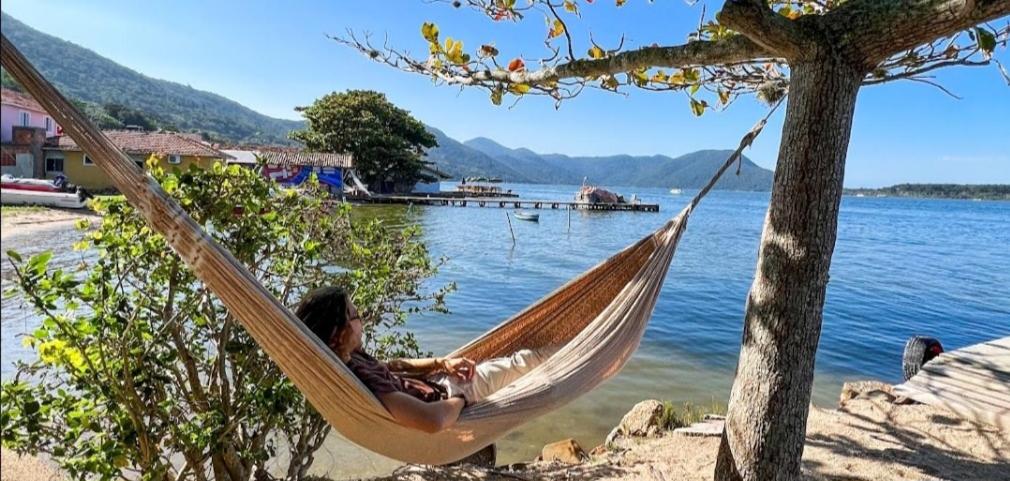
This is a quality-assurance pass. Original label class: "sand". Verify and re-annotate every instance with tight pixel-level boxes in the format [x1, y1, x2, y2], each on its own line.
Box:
[373, 382, 1009, 481]
[3, 381, 1007, 480]
[0, 449, 63, 481]
[1, 207, 97, 240]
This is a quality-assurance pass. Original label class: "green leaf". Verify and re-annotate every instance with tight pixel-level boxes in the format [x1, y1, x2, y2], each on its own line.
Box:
[690, 98, 707, 117]
[976, 28, 996, 55]
[6, 250, 22, 263]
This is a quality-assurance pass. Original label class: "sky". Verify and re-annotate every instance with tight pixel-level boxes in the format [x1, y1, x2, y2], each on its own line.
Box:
[2, 0, 1008, 187]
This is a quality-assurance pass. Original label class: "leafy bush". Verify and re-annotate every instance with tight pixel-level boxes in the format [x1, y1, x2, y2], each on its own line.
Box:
[1, 159, 452, 480]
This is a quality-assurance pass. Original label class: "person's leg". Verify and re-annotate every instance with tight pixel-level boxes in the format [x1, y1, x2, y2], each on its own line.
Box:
[463, 346, 558, 402]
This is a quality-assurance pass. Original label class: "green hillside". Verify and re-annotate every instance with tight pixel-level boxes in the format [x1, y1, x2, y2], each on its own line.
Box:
[460, 137, 774, 190]
[1, 12, 302, 144]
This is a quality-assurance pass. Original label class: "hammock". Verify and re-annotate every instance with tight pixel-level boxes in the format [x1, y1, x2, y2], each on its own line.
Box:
[1, 34, 774, 465]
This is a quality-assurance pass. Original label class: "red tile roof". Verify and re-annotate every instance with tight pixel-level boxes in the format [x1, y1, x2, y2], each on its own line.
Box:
[46, 130, 232, 159]
[1, 88, 46, 112]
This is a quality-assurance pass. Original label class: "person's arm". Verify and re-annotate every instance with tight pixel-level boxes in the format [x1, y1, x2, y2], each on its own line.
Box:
[387, 357, 476, 380]
[377, 391, 466, 433]
[386, 357, 444, 376]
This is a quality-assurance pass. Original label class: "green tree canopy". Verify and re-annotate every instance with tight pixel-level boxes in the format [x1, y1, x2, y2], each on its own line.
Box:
[290, 90, 438, 192]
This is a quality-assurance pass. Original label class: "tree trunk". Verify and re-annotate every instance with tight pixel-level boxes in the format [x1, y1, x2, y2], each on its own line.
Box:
[714, 55, 863, 481]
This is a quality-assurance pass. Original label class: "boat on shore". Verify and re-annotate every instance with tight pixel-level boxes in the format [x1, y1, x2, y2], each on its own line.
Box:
[1, 174, 89, 209]
[513, 211, 539, 222]
[1, 188, 89, 209]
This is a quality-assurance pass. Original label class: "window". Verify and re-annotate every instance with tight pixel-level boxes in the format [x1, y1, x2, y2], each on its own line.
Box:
[83, 154, 95, 166]
[44, 117, 53, 133]
[19, 111, 30, 126]
[45, 157, 64, 173]
[168, 154, 182, 165]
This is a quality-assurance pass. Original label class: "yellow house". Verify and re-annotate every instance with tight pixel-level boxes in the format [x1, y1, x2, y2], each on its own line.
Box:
[43, 130, 232, 191]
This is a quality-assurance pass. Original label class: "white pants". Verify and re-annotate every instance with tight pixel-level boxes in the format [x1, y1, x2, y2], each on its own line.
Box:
[429, 347, 556, 403]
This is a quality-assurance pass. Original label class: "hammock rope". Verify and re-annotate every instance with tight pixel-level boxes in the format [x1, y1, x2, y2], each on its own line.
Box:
[1, 33, 779, 465]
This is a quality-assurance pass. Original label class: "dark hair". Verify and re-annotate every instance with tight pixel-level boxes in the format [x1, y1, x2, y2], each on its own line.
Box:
[295, 286, 350, 344]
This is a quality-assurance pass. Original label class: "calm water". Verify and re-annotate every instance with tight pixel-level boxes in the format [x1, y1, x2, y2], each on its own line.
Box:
[2, 184, 1009, 477]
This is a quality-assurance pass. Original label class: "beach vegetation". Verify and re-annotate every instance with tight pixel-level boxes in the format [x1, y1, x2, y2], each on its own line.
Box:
[1, 159, 452, 480]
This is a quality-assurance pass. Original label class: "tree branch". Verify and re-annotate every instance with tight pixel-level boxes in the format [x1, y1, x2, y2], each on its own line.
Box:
[824, 0, 1010, 67]
[717, 0, 809, 59]
[337, 31, 773, 87]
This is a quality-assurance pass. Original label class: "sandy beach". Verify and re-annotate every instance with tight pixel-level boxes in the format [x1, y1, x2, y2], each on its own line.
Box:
[3, 382, 1007, 480]
[1, 206, 97, 240]
[379, 382, 1009, 481]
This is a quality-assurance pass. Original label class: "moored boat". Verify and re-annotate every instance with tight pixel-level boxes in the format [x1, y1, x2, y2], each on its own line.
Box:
[669, 188, 682, 195]
[513, 210, 539, 222]
[575, 178, 626, 204]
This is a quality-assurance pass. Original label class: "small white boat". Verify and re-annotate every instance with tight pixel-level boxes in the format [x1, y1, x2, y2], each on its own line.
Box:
[513, 211, 539, 222]
[669, 188, 683, 195]
[1, 188, 88, 209]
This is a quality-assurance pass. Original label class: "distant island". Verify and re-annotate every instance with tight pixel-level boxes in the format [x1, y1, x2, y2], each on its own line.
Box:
[845, 184, 1010, 200]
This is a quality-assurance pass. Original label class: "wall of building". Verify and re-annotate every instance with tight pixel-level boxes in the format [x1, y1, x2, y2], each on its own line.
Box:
[1, 127, 48, 178]
[1, 104, 58, 143]
[62, 152, 222, 190]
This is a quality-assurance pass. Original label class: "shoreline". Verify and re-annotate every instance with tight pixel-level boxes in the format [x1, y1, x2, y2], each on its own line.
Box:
[1, 206, 98, 240]
[4, 381, 1006, 480]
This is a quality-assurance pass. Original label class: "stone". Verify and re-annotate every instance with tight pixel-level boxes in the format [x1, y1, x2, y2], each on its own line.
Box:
[618, 399, 665, 437]
[540, 438, 587, 464]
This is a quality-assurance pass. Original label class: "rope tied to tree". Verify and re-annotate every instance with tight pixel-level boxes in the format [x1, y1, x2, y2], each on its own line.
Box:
[685, 96, 785, 217]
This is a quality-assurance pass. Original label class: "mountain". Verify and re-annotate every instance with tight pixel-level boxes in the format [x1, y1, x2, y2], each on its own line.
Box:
[1, 12, 302, 144]
[456, 136, 774, 190]
[423, 127, 536, 182]
[1, 12, 771, 189]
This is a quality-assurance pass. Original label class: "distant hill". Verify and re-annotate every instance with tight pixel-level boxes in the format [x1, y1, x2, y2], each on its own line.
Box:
[423, 127, 536, 183]
[844, 184, 1010, 200]
[1, 12, 302, 144]
[441, 136, 774, 190]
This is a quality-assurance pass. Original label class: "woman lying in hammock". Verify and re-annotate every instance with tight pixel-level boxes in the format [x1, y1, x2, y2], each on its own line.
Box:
[296, 287, 556, 433]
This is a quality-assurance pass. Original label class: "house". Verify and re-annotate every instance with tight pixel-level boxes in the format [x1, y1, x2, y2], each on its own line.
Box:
[44, 130, 232, 190]
[1, 88, 59, 178]
[221, 148, 363, 196]
[1, 88, 59, 142]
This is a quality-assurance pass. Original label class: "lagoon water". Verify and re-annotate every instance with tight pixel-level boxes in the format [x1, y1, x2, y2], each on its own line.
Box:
[2, 183, 1009, 477]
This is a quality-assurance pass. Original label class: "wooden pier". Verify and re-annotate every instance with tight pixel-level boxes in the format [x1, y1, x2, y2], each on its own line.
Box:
[354, 195, 660, 212]
[894, 336, 1010, 430]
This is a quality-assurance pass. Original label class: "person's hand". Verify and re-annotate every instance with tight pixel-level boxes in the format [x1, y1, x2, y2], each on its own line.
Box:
[440, 357, 476, 381]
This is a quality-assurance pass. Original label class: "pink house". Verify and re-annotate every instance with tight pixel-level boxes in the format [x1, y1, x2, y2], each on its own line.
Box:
[2, 87, 59, 143]
[2, 88, 60, 178]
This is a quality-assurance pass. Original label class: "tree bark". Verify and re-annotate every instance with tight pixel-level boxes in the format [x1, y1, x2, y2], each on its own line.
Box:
[713, 55, 863, 481]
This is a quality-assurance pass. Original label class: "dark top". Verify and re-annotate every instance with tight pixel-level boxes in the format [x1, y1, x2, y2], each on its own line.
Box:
[347, 350, 446, 402]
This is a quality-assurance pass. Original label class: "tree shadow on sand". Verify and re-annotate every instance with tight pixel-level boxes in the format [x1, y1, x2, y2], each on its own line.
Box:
[801, 401, 1009, 481]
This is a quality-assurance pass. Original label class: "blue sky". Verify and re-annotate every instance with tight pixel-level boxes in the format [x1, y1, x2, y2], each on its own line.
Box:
[3, 0, 1008, 187]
